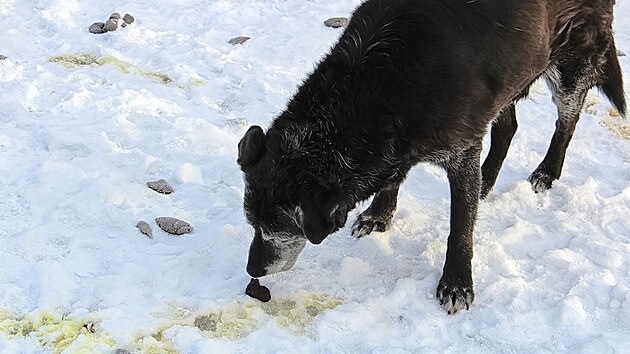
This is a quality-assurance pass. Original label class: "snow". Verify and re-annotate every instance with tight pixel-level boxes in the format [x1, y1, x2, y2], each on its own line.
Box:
[1, 0, 630, 353]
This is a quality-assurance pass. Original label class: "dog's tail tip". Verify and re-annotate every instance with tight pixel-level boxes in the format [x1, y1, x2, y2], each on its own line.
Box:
[597, 87, 626, 118]
[599, 42, 627, 119]
[612, 96, 626, 119]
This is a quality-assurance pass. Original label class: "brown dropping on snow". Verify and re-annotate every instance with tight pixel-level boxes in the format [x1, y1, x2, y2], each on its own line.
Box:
[245, 278, 271, 302]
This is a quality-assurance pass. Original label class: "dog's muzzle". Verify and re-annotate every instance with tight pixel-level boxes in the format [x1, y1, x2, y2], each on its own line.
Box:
[246, 229, 307, 277]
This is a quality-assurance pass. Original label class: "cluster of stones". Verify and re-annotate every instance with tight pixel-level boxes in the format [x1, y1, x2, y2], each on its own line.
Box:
[136, 179, 193, 238]
[89, 13, 135, 34]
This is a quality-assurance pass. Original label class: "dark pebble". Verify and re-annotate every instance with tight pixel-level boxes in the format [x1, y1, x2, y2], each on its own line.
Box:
[0, 55, 6, 60]
[110, 12, 121, 20]
[123, 14, 135, 24]
[89, 22, 107, 34]
[104, 18, 119, 32]
[618, 50, 626, 57]
[245, 278, 271, 302]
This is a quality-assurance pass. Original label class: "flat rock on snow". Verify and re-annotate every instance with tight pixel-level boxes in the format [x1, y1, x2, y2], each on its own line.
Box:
[155, 217, 193, 235]
[146, 179, 174, 194]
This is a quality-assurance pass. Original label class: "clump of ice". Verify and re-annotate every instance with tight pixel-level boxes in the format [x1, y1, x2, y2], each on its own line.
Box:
[174, 163, 204, 184]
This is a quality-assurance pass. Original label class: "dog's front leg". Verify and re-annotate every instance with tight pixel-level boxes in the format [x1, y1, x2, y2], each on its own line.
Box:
[351, 183, 400, 238]
[436, 143, 481, 314]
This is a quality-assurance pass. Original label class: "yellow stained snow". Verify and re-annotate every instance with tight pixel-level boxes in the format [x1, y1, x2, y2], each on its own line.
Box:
[0, 311, 115, 353]
[601, 109, 630, 140]
[49, 54, 174, 85]
[0, 292, 342, 353]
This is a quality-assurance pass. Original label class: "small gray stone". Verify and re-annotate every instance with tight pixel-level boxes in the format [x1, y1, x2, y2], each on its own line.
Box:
[147, 179, 174, 194]
[123, 14, 135, 24]
[228, 36, 250, 45]
[104, 18, 119, 32]
[618, 50, 626, 57]
[155, 217, 193, 235]
[110, 12, 121, 20]
[306, 306, 318, 317]
[136, 221, 153, 239]
[0, 55, 6, 60]
[324, 17, 349, 28]
[113, 350, 132, 354]
[89, 22, 107, 34]
[194, 315, 218, 332]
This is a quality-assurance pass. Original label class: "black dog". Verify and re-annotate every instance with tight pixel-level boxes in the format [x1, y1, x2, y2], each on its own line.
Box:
[238, 0, 626, 314]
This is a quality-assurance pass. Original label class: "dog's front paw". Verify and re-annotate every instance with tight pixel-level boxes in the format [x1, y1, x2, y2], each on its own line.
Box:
[351, 213, 391, 238]
[528, 169, 555, 193]
[436, 276, 474, 314]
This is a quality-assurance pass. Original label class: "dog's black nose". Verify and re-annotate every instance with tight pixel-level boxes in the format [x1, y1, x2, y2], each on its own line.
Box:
[246, 263, 266, 278]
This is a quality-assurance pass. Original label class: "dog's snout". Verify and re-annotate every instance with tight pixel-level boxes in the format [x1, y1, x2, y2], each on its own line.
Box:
[246, 263, 267, 278]
[247, 228, 270, 278]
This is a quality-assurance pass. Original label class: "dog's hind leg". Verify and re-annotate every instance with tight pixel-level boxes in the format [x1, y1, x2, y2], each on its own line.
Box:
[351, 183, 400, 238]
[528, 63, 592, 192]
[436, 142, 481, 314]
[480, 103, 518, 199]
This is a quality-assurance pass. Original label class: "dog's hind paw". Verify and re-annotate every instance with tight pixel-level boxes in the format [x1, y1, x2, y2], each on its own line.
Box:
[351, 213, 391, 238]
[436, 279, 474, 315]
[528, 169, 555, 193]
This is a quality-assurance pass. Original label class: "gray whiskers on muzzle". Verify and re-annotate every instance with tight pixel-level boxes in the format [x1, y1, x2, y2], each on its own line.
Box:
[246, 230, 307, 277]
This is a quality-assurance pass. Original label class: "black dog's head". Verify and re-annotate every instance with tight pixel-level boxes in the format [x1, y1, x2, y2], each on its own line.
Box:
[238, 125, 348, 277]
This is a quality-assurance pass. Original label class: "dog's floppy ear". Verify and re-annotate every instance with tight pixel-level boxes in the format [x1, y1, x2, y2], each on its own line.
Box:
[237, 126, 266, 170]
[299, 187, 340, 244]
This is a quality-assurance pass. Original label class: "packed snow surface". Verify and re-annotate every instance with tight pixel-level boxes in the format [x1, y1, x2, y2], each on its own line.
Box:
[1, 0, 630, 353]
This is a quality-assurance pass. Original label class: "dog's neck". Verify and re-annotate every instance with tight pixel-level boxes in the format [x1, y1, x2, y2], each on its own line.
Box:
[268, 108, 401, 209]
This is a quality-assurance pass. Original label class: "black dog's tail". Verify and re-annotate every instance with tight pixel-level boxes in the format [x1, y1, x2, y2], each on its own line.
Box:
[599, 39, 626, 117]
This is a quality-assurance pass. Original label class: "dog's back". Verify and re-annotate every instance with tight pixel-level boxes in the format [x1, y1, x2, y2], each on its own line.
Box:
[285, 0, 553, 163]
[286, 0, 622, 161]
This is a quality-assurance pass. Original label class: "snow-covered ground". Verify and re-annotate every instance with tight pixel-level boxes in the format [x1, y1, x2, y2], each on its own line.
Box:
[1, 0, 630, 353]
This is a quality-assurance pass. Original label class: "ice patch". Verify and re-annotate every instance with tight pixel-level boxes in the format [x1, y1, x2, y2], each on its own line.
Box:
[560, 295, 587, 326]
[339, 257, 373, 286]
[0, 58, 23, 82]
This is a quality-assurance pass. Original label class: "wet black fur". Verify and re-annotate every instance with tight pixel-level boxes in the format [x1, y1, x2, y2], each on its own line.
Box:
[238, 0, 625, 313]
